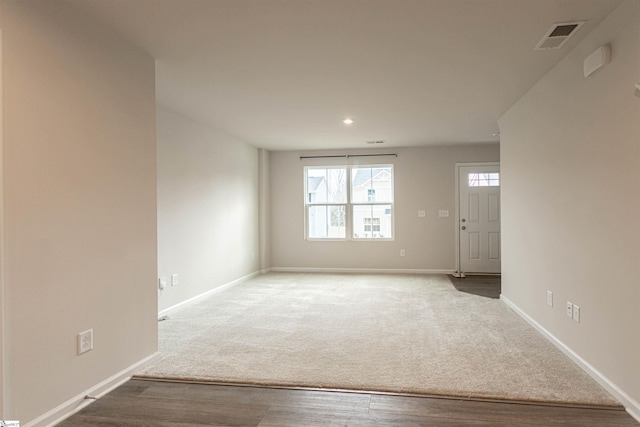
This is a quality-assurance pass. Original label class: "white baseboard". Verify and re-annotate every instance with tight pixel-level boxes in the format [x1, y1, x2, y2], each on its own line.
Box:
[501, 295, 640, 422]
[158, 271, 259, 318]
[270, 267, 455, 275]
[24, 352, 161, 427]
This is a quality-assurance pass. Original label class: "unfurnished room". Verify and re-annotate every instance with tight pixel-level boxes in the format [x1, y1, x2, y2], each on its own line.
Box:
[0, 0, 639, 426]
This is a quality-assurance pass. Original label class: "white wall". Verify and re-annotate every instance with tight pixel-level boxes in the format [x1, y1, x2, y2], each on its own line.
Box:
[499, 0, 640, 416]
[157, 107, 259, 312]
[0, 27, 5, 418]
[1, 1, 157, 423]
[259, 149, 272, 273]
[270, 145, 499, 271]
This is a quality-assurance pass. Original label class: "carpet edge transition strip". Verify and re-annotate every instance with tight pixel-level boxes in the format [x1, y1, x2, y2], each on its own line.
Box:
[131, 376, 625, 411]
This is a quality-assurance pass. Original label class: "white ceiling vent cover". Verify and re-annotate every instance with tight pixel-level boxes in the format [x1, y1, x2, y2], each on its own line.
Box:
[534, 21, 586, 50]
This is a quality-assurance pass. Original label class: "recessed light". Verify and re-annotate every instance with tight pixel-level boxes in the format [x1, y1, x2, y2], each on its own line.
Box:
[342, 118, 354, 125]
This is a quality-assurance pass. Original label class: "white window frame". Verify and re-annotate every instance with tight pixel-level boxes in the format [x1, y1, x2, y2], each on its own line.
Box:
[304, 164, 394, 241]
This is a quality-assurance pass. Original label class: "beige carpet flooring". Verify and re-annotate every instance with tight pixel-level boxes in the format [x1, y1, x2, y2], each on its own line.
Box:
[137, 273, 619, 407]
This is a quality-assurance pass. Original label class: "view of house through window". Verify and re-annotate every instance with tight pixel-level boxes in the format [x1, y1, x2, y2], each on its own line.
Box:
[305, 165, 394, 240]
[468, 172, 500, 187]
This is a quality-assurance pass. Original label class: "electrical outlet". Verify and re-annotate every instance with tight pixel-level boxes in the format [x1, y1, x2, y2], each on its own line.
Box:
[78, 329, 93, 355]
[566, 301, 573, 318]
[171, 274, 178, 286]
[573, 304, 580, 323]
[400, 249, 406, 257]
[547, 291, 553, 307]
[418, 210, 426, 218]
[159, 276, 167, 290]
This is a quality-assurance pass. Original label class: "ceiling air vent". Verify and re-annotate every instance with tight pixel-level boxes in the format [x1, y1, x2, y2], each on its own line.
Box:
[534, 21, 585, 50]
[366, 140, 385, 145]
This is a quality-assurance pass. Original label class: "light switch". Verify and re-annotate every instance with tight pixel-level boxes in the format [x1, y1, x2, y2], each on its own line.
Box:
[418, 210, 426, 218]
[439, 210, 449, 217]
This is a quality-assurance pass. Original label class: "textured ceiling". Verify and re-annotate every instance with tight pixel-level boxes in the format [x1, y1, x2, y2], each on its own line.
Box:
[64, 0, 621, 150]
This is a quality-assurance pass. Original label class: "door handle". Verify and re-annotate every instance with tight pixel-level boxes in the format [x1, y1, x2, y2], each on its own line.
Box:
[461, 218, 466, 222]
[461, 226, 466, 230]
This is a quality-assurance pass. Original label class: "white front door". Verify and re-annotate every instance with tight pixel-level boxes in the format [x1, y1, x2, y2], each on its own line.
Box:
[458, 164, 501, 274]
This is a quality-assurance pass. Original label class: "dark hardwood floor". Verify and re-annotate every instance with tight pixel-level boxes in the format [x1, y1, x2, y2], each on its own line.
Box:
[58, 379, 638, 426]
[448, 275, 501, 299]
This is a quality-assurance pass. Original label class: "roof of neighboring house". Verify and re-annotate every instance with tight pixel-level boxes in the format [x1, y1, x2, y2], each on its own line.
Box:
[352, 168, 390, 187]
[307, 176, 325, 192]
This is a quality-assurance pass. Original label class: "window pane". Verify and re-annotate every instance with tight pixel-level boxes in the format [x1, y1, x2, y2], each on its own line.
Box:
[351, 167, 393, 203]
[352, 204, 392, 239]
[468, 172, 500, 187]
[308, 205, 346, 238]
[307, 168, 347, 203]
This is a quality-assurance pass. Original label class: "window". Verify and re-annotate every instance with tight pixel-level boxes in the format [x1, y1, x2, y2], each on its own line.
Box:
[363, 218, 380, 232]
[306, 168, 347, 238]
[305, 165, 394, 240]
[468, 172, 499, 187]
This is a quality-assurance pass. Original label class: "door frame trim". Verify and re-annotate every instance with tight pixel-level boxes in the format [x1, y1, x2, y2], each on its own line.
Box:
[454, 162, 500, 276]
